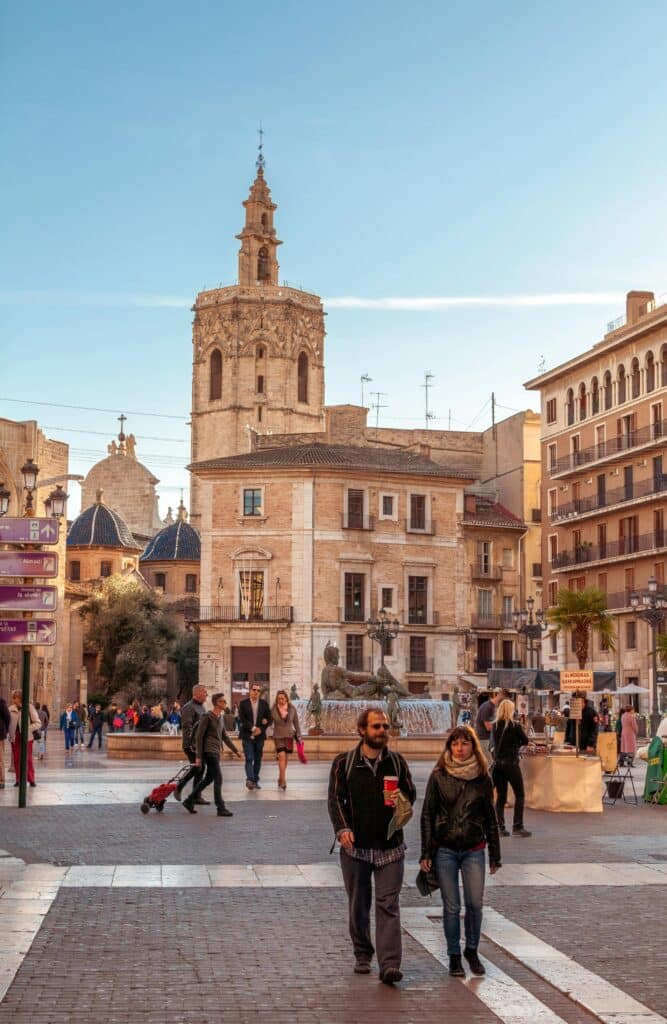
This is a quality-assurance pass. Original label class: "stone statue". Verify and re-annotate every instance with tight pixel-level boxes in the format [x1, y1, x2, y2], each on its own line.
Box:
[289, 683, 300, 701]
[320, 641, 412, 700]
[126, 433, 136, 456]
[384, 686, 402, 732]
[306, 683, 323, 733]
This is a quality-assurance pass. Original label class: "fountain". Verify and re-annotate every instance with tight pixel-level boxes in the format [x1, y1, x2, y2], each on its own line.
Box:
[293, 697, 452, 736]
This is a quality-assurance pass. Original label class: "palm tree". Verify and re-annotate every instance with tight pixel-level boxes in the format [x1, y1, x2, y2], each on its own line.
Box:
[547, 586, 616, 670]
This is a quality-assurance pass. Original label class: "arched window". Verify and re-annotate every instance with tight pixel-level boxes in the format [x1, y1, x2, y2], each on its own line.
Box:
[209, 348, 222, 401]
[297, 352, 309, 404]
[603, 370, 612, 410]
[256, 345, 264, 360]
[257, 247, 270, 282]
[591, 376, 599, 415]
[261, 213, 268, 228]
[646, 351, 655, 392]
[578, 383, 587, 421]
[617, 365, 626, 404]
[631, 357, 641, 399]
[566, 388, 575, 426]
[661, 344, 667, 388]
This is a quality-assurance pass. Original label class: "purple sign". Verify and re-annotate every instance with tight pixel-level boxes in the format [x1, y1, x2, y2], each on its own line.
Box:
[0, 518, 60, 545]
[0, 619, 57, 646]
[0, 586, 57, 611]
[0, 553, 59, 578]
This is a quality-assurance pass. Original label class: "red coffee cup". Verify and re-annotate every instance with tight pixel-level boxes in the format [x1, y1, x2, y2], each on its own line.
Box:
[383, 775, 398, 806]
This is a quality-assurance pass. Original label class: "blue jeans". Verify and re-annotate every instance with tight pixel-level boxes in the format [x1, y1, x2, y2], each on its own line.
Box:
[88, 726, 103, 749]
[64, 727, 77, 751]
[435, 846, 486, 955]
[242, 737, 265, 783]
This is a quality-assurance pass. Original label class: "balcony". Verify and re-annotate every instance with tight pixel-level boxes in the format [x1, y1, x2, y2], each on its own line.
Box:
[550, 419, 667, 477]
[471, 614, 515, 630]
[407, 657, 434, 674]
[591, 588, 667, 612]
[532, 562, 543, 578]
[470, 560, 502, 581]
[407, 610, 440, 626]
[339, 606, 367, 623]
[405, 519, 436, 535]
[342, 512, 375, 530]
[552, 529, 667, 570]
[550, 474, 667, 523]
[196, 605, 293, 624]
[473, 658, 522, 674]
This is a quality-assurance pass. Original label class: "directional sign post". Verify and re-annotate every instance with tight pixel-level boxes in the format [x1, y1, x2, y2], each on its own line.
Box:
[0, 619, 57, 645]
[0, 586, 57, 611]
[0, 518, 60, 544]
[0, 552, 59, 578]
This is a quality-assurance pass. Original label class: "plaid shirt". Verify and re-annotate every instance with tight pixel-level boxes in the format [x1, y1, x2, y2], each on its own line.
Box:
[344, 842, 406, 867]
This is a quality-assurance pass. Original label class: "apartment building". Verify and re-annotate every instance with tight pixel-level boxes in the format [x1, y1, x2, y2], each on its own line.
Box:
[526, 290, 667, 714]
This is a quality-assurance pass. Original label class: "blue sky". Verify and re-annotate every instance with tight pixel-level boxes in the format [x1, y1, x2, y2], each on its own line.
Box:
[2, 1, 667, 517]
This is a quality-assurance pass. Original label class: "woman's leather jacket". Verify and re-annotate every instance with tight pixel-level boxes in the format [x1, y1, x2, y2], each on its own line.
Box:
[420, 767, 501, 866]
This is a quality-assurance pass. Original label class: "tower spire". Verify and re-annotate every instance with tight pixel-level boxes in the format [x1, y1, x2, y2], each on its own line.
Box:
[257, 122, 265, 175]
[236, 131, 281, 286]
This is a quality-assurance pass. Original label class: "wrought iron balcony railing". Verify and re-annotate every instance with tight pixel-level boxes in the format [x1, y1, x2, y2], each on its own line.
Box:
[342, 512, 375, 530]
[550, 474, 667, 522]
[552, 529, 667, 569]
[195, 605, 293, 623]
[550, 419, 666, 476]
[470, 614, 516, 630]
[405, 519, 436, 535]
[470, 561, 502, 581]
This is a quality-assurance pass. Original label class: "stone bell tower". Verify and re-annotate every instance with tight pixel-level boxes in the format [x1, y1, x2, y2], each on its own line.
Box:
[189, 142, 326, 525]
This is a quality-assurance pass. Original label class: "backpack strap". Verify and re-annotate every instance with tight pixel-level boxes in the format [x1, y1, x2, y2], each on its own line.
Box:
[345, 745, 357, 781]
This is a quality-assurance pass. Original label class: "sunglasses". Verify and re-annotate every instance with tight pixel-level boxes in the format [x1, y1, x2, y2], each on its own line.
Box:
[369, 724, 390, 731]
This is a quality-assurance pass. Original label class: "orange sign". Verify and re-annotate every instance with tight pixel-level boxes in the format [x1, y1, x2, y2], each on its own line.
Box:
[560, 670, 593, 693]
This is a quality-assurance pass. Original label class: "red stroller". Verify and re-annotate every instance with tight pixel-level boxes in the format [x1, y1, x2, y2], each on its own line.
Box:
[140, 763, 191, 814]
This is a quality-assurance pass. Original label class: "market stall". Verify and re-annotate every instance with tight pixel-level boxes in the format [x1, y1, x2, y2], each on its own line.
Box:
[522, 752, 603, 812]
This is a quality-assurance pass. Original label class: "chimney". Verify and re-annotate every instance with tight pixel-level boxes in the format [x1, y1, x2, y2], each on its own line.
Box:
[464, 494, 477, 514]
[626, 290, 654, 326]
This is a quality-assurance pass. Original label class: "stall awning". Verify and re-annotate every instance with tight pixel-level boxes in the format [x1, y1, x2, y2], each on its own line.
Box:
[487, 668, 616, 692]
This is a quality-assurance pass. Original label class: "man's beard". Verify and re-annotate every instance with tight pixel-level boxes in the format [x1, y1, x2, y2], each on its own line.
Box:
[363, 732, 388, 750]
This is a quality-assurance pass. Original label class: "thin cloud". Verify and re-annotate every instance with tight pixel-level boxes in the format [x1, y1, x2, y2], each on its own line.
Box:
[324, 292, 625, 310]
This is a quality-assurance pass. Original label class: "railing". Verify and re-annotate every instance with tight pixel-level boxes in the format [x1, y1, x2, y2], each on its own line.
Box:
[407, 657, 434, 674]
[552, 529, 667, 569]
[607, 314, 626, 333]
[405, 519, 436, 535]
[550, 474, 667, 522]
[339, 606, 366, 623]
[407, 610, 440, 626]
[595, 587, 667, 611]
[532, 562, 543, 577]
[470, 614, 515, 630]
[473, 658, 522, 673]
[470, 561, 502, 581]
[196, 605, 293, 623]
[342, 512, 375, 530]
[551, 419, 667, 475]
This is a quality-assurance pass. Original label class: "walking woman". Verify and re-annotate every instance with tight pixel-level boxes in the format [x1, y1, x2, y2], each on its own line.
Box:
[492, 699, 532, 838]
[620, 705, 638, 767]
[420, 726, 501, 978]
[271, 689, 302, 790]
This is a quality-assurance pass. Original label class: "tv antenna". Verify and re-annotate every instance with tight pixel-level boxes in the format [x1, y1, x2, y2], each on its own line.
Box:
[421, 372, 436, 429]
[360, 373, 372, 407]
[370, 391, 388, 429]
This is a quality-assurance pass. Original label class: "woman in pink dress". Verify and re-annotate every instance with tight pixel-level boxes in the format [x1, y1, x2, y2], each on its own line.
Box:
[620, 706, 638, 766]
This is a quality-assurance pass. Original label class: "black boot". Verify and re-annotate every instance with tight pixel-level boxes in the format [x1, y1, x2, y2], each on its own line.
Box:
[449, 954, 465, 977]
[183, 797, 197, 814]
[463, 948, 485, 976]
[217, 805, 233, 817]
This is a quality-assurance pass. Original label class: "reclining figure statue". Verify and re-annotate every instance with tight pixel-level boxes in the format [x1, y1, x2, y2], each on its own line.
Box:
[320, 641, 412, 700]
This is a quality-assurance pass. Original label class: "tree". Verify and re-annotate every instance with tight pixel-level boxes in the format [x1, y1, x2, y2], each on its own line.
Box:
[79, 576, 176, 701]
[658, 632, 667, 668]
[168, 629, 199, 700]
[547, 586, 616, 670]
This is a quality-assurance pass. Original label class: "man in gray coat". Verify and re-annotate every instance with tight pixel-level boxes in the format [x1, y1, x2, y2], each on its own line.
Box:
[183, 693, 241, 817]
[174, 684, 209, 804]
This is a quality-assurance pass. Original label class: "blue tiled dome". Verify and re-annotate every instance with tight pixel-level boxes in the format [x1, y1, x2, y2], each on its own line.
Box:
[67, 495, 140, 550]
[140, 515, 201, 563]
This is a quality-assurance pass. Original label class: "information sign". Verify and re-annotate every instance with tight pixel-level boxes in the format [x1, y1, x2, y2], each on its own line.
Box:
[0, 586, 57, 611]
[0, 619, 57, 646]
[0, 553, 58, 577]
[569, 697, 584, 721]
[560, 669, 593, 693]
[0, 518, 60, 544]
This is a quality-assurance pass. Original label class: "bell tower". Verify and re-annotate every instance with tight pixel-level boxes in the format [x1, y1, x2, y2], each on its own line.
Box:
[236, 133, 281, 287]
[189, 141, 326, 526]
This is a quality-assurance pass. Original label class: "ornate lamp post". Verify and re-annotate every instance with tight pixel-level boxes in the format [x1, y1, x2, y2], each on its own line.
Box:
[20, 459, 39, 516]
[630, 577, 667, 737]
[366, 608, 400, 670]
[0, 482, 10, 516]
[48, 484, 68, 519]
[512, 596, 548, 670]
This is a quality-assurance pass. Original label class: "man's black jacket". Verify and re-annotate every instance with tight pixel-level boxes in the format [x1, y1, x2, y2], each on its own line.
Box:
[237, 698, 271, 741]
[420, 768, 501, 866]
[328, 743, 416, 851]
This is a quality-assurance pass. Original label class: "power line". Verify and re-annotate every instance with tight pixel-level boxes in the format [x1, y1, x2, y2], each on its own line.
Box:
[40, 424, 189, 443]
[464, 397, 491, 431]
[0, 396, 188, 421]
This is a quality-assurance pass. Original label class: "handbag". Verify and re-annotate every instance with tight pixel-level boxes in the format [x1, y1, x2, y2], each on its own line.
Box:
[32, 728, 42, 741]
[296, 739, 308, 764]
[416, 866, 439, 897]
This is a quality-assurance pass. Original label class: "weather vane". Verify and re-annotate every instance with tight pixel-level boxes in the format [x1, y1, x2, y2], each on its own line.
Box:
[257, 122, 265, 173]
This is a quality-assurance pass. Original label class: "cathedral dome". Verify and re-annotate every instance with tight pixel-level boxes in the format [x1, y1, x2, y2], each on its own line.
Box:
[140, 502, 200, 563]
[67, 490, 141, 550]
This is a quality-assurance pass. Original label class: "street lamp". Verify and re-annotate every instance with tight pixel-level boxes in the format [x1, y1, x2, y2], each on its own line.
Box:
[366, 608, 400, 670]
[0, 482, 10, 517]
[48, 484, 68, 519]
[20, 459, 39, 516]
[512, 596, 548, 669]
[630, 576, 667, 737]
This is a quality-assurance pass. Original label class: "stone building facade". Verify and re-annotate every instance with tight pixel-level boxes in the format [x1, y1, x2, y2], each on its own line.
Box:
[80, 428, 163, 544]
[0, 417, 69, 711]
[525, 289, 667, 714]
[190, 438, 475, 702]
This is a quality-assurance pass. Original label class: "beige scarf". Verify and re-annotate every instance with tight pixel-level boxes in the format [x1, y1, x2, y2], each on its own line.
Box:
[444, 750, 482, 781]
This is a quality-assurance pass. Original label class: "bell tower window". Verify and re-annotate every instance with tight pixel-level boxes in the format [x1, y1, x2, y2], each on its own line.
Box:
[257, 247, 270, 282]
[298, 352, 309, 404]
[261, 213, 268, 228]
[209, 348, 222, 401]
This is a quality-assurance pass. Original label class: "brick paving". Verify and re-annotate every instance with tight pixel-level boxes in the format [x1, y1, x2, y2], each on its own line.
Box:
[486, 886, 667, 1017]
[0, 890, 502, 1024]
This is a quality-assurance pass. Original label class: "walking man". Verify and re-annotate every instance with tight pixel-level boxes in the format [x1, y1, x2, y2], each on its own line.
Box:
[175, 684, 209, 804]
[328, 708, 416, 985]
[183, 692, 241, 816]
[59, 703, 79, 754]
[474, 688, 505, 757]
[87, 705, 104, 749]
[238, 684, 271, 789]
